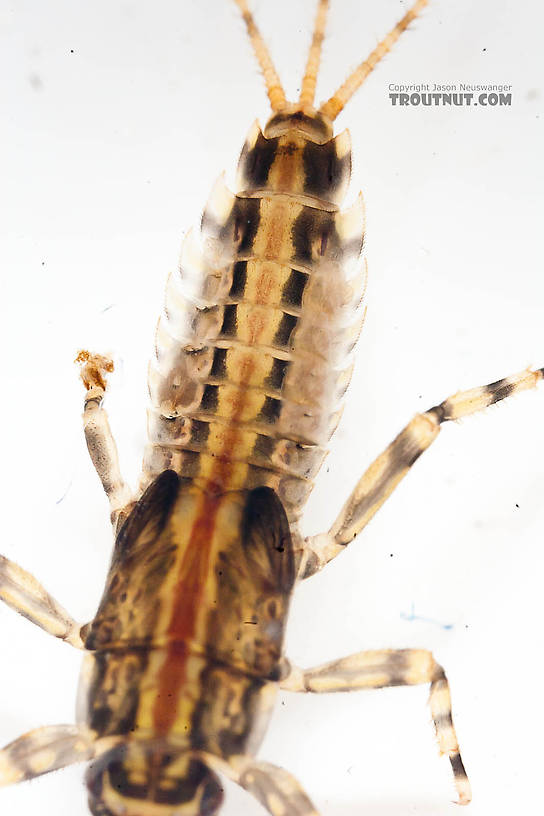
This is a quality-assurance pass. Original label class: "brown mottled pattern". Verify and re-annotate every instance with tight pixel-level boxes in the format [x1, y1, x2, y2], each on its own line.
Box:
[80, 475, 295, 813]
[142, 116, 365, 521]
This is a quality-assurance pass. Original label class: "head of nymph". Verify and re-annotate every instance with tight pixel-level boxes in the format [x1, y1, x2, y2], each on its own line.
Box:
[263, 103, 334, 144]
[236, 99, 352, 208]
[86, 745, 224, 816]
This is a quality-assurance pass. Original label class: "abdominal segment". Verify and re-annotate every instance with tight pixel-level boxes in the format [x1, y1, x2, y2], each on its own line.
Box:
[142, 124, 365, 522]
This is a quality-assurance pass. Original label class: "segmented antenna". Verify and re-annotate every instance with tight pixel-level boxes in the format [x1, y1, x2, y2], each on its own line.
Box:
[299, 0, 330, 109]
[234, 0, 287, 111]
[320, 0, 429, 121]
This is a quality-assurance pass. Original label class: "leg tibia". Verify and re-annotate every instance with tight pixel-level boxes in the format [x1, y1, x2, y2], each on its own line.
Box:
[431, 366, 542, 421]
[76, 351, 133, 529]
[301, 366, 543, 577]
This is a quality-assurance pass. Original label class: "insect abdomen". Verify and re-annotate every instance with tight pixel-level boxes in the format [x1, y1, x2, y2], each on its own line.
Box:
[142, 119, 365, 520]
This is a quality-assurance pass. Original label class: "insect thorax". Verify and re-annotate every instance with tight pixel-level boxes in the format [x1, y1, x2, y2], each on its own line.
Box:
[78, 478, 295, 812]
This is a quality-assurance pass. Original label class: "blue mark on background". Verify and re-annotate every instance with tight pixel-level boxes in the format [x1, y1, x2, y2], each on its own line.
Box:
[401, 602, 453, 631]
[56, 478, 73, 505]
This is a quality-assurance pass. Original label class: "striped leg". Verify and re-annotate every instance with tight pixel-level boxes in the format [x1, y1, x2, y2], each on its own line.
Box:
[237, 761, 319, 816]
[282, 648, 471, 806]
[0, 725, 100, 787]
[76, 351, 133, 531]
[301, 367, 543, 577]
[0, 554, 83, 647]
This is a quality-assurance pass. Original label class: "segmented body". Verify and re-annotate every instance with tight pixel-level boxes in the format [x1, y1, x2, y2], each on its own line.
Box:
[10, 1, 533, 813]
[142, 113, 365, 523]
[78, 108, 367, 814]
[79, 475, 295, 814]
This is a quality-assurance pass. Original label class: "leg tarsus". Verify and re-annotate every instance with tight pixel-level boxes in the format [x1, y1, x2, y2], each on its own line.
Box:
[0, 554, 84, 648]
[430, 667, 471, 806]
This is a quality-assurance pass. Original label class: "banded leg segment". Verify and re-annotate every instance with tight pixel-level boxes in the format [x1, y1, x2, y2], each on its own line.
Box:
[238, 761, 319, 816]
[301, 367, 544, 577]
[282, 648, 471, 806]
[0, 725, 102, 786]
[76, 351, 133, 530]
[0, 555, 83, 647]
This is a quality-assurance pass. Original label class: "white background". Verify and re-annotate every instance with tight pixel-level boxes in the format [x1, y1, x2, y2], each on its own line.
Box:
[1, 1, 543, 814]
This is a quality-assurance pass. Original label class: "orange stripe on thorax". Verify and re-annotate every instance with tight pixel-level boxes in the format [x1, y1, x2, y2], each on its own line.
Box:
[152, 490, 221, 735]
[153, 347, 261, 734]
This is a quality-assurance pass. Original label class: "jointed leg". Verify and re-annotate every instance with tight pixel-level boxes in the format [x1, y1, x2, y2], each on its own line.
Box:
[0, 351, 130, 646]
[282, 648, 471, 806]
[76, 351, 133, 530]
[0, 725, 110, 787]
[301, 366, 543, 578]
[0, 555, 83, 647]
[230, 758, 318, 816]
